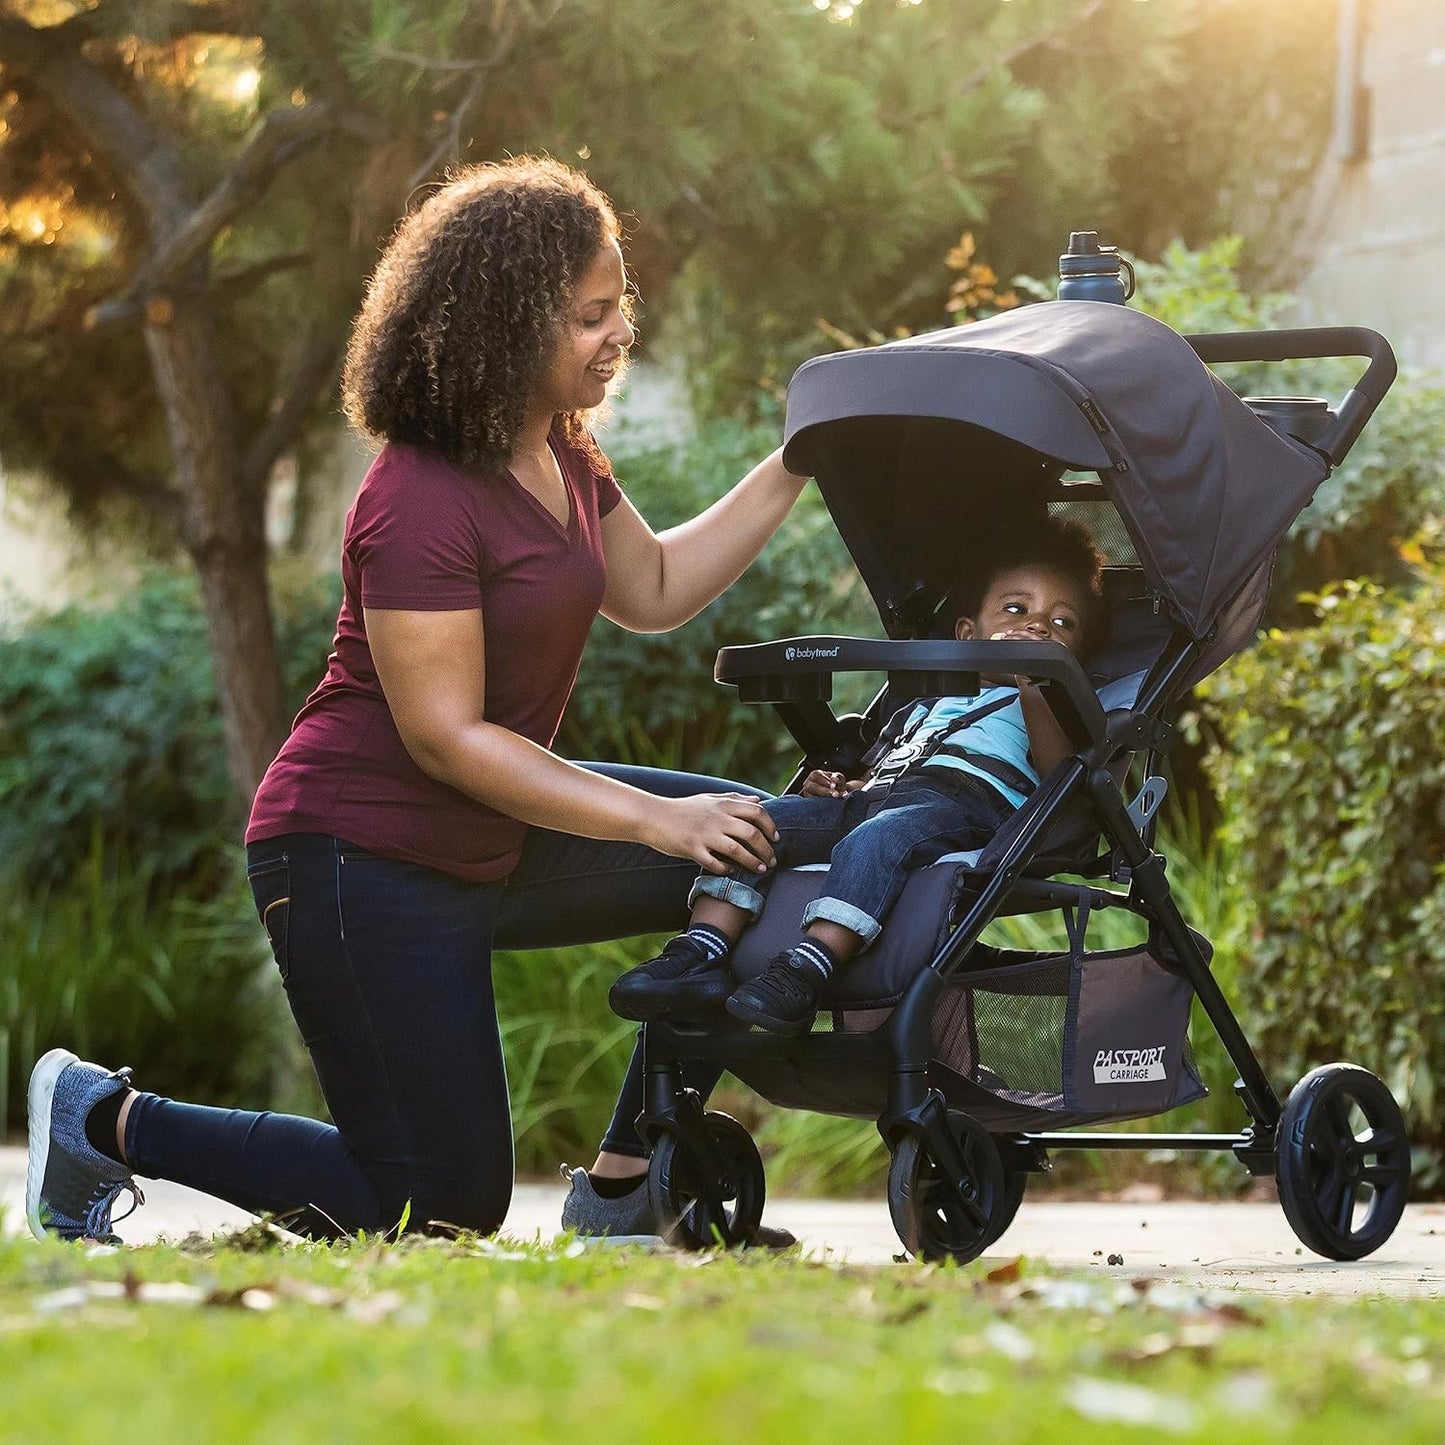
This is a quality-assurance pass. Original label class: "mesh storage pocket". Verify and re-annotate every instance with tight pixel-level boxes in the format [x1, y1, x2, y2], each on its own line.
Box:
[841, 932, 1208, 1123]
[930, 955, 1074, 1107]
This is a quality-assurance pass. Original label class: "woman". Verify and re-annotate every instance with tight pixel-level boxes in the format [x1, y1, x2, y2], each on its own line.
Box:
[26, 157, 806, 1244]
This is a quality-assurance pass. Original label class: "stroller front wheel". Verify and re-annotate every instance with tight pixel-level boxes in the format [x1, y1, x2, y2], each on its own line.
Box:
[647, 1111, 766, 1250]
[1275, 1063, 1411, 1260]
[887, 1111, 1016, 1264]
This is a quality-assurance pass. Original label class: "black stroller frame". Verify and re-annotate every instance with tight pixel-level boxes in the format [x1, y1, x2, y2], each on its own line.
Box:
[632, 302, 1411, 1264]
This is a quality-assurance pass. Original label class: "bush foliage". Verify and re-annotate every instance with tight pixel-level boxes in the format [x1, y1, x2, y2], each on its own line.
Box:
[1200, 557, 1445, 1179]
[0, 570, 340, 892]
[0, 842, 285, 1134]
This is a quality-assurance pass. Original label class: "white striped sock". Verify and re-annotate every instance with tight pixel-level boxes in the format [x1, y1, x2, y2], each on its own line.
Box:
[790, 939, 836, 980]
[685, 924, 732, 964]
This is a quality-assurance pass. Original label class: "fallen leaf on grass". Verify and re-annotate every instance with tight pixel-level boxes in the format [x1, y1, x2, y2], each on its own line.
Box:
[984, 1257, 1024, 1284]
[1115, 1323, 1223, 1366]
[984, 1321, 1035, 1362]
[344, 1289, 405, 1324]
[1065, 1376, 1197, 1433]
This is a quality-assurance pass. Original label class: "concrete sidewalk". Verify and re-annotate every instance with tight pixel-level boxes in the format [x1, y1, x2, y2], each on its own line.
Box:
[3, 1147, 1440, 1296]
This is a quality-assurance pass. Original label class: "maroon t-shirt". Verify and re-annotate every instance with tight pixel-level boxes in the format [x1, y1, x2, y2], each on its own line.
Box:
[246, 432, 623, 881]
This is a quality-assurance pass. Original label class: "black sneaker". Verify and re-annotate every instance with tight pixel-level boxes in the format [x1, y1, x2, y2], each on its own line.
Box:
[609, 935, 732, 1022]
[725, 953, 825, 1036]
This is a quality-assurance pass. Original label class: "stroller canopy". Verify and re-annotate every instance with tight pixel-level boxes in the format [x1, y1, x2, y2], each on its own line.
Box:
[782, 302, 1330, 645]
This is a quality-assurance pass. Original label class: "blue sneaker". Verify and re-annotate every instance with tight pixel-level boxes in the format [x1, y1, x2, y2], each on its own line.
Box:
[26, 1048, 144, 1243]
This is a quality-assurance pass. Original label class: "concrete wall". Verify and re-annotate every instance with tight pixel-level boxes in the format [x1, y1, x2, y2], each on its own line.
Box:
[1293, 0, 1445, 371]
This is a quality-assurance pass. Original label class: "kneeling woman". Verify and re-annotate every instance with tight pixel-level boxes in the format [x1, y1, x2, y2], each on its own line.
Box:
[27, 157, 806, 1244]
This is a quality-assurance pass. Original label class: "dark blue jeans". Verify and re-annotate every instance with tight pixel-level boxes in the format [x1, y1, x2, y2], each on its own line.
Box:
[693, 772, 1012, 946]
[123, 764, 743, 1239]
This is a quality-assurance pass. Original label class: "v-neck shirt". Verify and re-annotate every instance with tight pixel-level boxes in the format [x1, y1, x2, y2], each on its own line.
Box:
[246, 431, 623, 881]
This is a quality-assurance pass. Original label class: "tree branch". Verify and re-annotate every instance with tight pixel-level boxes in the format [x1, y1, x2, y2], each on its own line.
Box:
[124, 103, 337, 296]
[241, 328, 345, 501]
[85, 249, 314, 327]
[0, 7, 191, 234]
[397, 0, 566, 188]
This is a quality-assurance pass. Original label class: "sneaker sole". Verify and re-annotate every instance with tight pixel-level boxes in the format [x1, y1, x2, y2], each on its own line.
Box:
[608, 982, 732, 1023]
[26, 1047, 78, 1241]
[723, 998, 816, 1037]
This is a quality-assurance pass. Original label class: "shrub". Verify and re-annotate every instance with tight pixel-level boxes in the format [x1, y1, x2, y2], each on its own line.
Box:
[0, 841, 287, 1135]
[0, 569, 340, 892]
[1199, 558, 1445, 1183]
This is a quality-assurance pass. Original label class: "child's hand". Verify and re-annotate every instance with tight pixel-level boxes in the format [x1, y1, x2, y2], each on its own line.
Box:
[801, 769, 849, 798]
[801, 769, 865, 797]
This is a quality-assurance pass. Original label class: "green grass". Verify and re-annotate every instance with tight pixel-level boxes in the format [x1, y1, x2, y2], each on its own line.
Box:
[1, 1228, 1442, 1442]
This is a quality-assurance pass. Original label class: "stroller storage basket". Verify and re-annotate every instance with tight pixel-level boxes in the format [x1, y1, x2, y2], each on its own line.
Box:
[841, 932, 1208, 1130]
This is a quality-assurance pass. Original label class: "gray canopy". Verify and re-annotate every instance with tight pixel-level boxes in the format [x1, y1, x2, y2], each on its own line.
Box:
[781, 302, 1330, 647]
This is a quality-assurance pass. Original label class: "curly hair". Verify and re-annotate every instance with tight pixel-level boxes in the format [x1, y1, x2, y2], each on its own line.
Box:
[948, 515, 1108, 655]
[341, 156, 624, 469]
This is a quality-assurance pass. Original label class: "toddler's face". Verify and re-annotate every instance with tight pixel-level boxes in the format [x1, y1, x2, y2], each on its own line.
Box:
[955, 562, 1091, 656]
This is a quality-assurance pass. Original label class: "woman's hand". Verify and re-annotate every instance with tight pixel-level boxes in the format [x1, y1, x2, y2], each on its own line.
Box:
[642, 792, 780, 875]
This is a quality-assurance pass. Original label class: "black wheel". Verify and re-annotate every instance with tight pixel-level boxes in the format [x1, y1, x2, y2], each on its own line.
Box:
[1275, 1063, 1411, 1260]
[887, 1111, 1008, 1264]
[985, 1170, 1028, 1250]
[648, 1111, 766, 1250]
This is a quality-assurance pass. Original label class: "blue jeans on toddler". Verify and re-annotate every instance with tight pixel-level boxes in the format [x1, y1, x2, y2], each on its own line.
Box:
[691, 770, 1013, 947]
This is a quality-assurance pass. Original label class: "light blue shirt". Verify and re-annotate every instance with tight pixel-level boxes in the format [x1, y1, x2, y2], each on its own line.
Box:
[881, 687, 1035, 808]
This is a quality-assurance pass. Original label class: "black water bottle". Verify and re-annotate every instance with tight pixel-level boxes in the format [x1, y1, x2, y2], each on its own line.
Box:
[1057, 231, 1135, 304]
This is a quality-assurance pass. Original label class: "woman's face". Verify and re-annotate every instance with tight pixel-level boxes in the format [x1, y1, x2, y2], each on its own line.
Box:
[532, 239, 635, 420]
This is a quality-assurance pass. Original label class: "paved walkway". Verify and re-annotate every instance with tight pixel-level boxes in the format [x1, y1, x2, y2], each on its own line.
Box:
[2, 1148, 1439, 1297]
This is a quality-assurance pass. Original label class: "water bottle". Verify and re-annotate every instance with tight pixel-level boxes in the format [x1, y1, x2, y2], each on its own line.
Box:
[1057, 231, 1136, 304]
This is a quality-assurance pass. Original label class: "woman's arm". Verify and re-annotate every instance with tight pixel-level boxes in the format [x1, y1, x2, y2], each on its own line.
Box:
[599, 447, 808, 633]
[365, 606, 778, 874]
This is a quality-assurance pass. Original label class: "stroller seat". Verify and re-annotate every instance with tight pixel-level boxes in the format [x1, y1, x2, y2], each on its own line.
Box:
[727, 664, 1154, 1011]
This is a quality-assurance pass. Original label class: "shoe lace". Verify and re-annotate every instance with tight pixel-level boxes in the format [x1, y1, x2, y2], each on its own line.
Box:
[85, 1178, 145, 1241]
[758, 962, 820, 1008]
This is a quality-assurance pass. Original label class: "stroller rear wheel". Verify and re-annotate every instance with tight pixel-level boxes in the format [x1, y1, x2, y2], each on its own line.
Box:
[648, 1111, 766, 1250]
[1275, 1063, 1411, 1260]
[887, 1111, 1012, 1263]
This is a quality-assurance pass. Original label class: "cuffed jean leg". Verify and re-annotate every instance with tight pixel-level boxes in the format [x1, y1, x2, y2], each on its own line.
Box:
[804, 778, 1009, 947]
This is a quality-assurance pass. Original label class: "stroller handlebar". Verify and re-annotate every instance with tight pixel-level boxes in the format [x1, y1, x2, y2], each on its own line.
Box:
[1184, 325, 1397, 469]
[715, 636, 1109, 744]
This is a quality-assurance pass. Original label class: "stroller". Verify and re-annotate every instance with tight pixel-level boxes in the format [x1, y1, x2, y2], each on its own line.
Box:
[630, 296, 1410, 1263]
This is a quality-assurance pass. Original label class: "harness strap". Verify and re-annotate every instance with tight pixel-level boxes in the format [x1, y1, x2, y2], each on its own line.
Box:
[865, 691, 1018, 789]
[928, 745, 1037, 799]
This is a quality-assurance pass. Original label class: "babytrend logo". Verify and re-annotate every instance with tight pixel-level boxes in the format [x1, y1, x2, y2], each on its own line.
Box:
[785, 646, 796, 661]
[783, 644, 840, 663]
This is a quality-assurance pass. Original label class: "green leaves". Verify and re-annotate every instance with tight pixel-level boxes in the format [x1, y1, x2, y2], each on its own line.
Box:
[1201, 563, 1445, 1184]
[0, 569, 340, 893]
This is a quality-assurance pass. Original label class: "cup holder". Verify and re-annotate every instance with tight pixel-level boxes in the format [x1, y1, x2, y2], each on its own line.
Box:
[1244, 396, 1335, 446]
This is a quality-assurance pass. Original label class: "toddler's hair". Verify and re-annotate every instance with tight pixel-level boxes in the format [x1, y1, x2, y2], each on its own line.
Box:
[948, 514, 1107, 654]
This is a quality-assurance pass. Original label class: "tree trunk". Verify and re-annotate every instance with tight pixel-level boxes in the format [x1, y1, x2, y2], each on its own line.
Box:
[145, 296, 285, 806]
